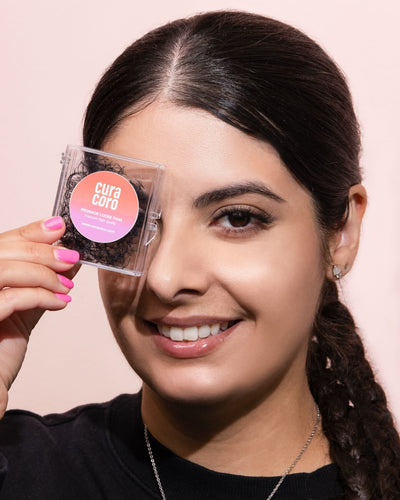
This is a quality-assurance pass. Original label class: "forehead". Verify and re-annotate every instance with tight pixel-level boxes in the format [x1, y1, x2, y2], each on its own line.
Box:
[103, 100, 309, 205]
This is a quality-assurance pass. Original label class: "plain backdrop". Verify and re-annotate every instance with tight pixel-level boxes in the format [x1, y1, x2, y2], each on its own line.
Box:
[1, 0, 399, 424]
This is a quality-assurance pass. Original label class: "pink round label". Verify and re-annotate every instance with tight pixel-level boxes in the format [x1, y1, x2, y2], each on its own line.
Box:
[69, 171, 139, 243]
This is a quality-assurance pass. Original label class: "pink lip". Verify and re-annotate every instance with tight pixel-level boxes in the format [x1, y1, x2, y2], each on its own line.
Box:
[147, 321, 240, 359]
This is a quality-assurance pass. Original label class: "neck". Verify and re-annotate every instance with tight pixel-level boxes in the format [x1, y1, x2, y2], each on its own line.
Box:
[141, 379, 331, 476]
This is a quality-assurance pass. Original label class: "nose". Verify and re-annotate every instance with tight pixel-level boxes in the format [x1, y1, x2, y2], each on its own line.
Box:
[145, 222, 210, 303]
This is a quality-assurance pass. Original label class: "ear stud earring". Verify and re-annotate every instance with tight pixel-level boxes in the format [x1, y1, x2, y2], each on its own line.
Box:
[332, 265, 342, 280]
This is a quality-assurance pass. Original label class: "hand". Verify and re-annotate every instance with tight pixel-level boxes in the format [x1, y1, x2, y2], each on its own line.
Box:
[0, 217, 80, 417]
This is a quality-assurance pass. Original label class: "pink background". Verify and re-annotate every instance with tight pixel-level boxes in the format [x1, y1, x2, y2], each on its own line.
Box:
[1, 1, 399, 423]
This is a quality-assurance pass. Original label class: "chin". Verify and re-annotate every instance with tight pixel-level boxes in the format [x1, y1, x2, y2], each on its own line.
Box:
[139, 364, 279, 415]
[140, 366, 241, 408]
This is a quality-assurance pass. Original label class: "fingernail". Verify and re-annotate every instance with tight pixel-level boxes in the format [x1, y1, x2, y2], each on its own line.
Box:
[43, 216, 64, 231]
[57, 274, 74, 289]
[55, 293, 72, 303]
[54, 248, 80, 264]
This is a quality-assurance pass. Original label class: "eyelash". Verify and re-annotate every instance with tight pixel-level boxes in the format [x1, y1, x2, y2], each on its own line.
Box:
[211, 205, 275, 236]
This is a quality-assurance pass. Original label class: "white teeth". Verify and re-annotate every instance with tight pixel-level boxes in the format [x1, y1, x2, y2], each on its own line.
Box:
[198, 325, 210, 338]
[210, 324, 220, 335]
[183, 327, 198, 341]
[170, 327, 183, 341]
[156, 322, 234, 342]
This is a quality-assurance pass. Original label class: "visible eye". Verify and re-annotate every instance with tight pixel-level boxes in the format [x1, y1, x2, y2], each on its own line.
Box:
[219, 210, 253, 228]
[212, 206, 275, 237]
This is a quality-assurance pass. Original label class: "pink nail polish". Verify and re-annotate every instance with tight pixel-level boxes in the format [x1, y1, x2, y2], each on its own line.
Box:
[54, 248, 80, 264]
[57, 274, 74, 289]
[55, 293, 72, 303]
[43, 216, 64, 231]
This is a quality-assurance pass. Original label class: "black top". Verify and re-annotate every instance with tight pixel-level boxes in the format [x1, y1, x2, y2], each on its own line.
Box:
[0, 393, 344, 499]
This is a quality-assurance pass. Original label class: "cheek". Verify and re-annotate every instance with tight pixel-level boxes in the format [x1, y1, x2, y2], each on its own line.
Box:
[212, 224, 324, 335]
[98, 271, 147, 370]
[98, 270, 142, 326]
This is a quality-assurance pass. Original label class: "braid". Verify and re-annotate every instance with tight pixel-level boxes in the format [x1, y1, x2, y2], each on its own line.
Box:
[307, 279, 400, 499]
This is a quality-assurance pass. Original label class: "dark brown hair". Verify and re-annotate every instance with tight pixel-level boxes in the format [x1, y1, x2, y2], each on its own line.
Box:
[83, 10, 400, 498]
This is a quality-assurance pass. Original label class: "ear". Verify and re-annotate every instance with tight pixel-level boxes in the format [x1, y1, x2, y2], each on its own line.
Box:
[327, 184, 367, 280]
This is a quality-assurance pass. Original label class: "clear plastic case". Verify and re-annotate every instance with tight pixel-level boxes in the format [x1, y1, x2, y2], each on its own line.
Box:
[52, 145, 164, 275]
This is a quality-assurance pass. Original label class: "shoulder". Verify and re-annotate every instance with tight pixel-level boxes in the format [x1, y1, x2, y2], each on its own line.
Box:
[0, 393, 142, 498]
[0, 392, 140, 445]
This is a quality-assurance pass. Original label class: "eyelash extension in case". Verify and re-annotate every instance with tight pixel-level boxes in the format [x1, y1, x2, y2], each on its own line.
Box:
[52, 145, 164, 275]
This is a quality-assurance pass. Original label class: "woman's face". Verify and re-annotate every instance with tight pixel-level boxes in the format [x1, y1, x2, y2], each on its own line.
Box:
[99, 101, 326, 406]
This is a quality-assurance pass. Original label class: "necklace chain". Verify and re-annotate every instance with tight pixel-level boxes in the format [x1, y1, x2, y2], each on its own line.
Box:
[144, 406, 320, 500]
[144, 424, 168, 500]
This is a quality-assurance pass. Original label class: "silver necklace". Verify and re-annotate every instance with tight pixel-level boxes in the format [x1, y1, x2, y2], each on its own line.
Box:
[144, 406, 320, 500]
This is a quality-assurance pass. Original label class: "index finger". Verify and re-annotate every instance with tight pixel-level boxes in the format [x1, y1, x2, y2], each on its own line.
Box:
[0, 217, 66, 245]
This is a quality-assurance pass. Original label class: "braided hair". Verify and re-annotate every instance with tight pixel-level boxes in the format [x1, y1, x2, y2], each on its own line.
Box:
[83, 10, 400, 497]
[308, 279, 400, 498]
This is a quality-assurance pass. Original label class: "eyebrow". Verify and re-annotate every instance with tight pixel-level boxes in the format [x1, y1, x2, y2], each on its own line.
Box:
[193, 181, 286, 208]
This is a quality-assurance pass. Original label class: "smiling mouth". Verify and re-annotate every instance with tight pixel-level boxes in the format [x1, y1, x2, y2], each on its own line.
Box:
[153, 320, 238, 341]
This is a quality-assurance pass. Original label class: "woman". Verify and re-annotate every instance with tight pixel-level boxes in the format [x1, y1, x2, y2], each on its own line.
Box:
[0, 10, 399, 499]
